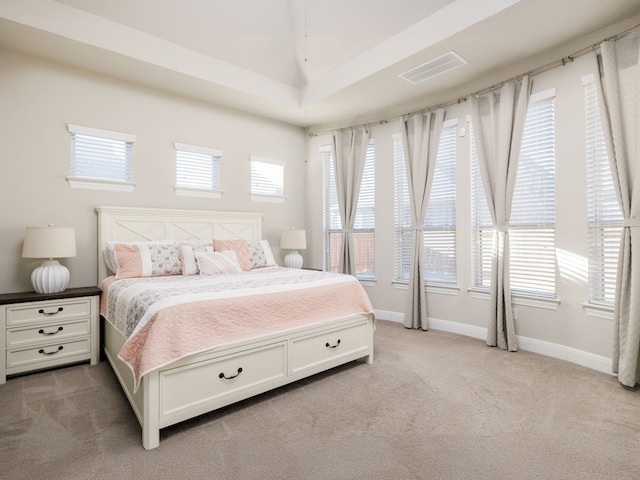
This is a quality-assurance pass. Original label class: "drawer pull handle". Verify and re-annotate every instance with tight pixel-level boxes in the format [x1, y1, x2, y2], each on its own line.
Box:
[38, 326, 64, 336]
[38, 307, 64, 316]
[38, 346, 64, 356]
[325, 339, 341, 349]
[219, 367, 243, 380]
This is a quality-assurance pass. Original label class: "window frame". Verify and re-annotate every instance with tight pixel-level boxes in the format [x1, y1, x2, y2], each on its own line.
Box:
[322, 141, 376, 281]
[174, 142, 223, 199]
[250, 155, 286, 203]
[583, 74, 622, 311]
[393, 119, 458, 291]
[470, 89, 559, 308]
[67, 124, 135, 191]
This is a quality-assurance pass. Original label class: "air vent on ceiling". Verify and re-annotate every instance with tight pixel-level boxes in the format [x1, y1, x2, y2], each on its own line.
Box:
[399, 51, 467, 85]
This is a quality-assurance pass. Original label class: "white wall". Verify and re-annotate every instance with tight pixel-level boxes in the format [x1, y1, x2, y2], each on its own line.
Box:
[0, 48, 307, 294]
[305, 51, 616, 366]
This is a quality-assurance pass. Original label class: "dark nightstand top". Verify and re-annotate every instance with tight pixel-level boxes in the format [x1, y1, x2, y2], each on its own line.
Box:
[0, 286, 102, 306]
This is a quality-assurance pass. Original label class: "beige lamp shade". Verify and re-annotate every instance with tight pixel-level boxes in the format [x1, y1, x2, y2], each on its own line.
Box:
[22, 226, 76, 294]
[280, 229, 306, 269]
[280, 229, 306, 250]
[22, 226, 77, 259]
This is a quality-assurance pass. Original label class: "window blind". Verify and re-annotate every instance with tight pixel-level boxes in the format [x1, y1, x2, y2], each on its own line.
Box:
[470, 124, 494, 288]
[471, 91, 556, 297]
[394, 122, 457, 284]
[323, 141, 375, 279]
[175, 143, 221, 191]
[584, 78, 622, 305]
[509, 95, 556, 296]
[68, 125, 134, 183]
[394, 134, 412, 281]
[250, 156, 284, 198]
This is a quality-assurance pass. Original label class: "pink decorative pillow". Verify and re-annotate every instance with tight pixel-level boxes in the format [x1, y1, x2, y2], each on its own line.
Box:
[248, 240, 277, 268]
[114, 243, 182, 279]
[195, 251, 242, 275]
[213, 239, 251, 271]
[104, 239, 175, 274]
[179, 243, 214, 275]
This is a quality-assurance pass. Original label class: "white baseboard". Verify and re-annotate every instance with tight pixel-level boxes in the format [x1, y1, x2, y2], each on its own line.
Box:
[375, 309, 613, 376]
[375, 310, 404, 324]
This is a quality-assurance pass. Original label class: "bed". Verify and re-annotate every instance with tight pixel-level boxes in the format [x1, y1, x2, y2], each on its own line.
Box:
[96, 206, 375, 449]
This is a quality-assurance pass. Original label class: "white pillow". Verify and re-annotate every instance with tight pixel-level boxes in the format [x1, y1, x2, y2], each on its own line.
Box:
[195, 250, 242, 275]
[179, 243, 214, 275]
[248, 240, 277, 268]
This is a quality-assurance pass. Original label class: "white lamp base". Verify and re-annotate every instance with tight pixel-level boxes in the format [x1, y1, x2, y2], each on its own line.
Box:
[283, 251, 303, 269]
[31, 259, 70, 294]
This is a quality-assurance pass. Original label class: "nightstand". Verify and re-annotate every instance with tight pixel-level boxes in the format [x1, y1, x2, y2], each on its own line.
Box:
[0, 286, 101, 384]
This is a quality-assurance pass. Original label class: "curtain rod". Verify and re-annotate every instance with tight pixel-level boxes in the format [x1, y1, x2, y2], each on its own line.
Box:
[308, 22, 640, 137]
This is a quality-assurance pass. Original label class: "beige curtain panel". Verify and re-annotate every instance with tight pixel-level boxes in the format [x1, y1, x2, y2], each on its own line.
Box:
[594, 30, 640, 388]
[470, 76, 531, 352]
[401, 110, 444, 330]
[331, 127, 370, 276]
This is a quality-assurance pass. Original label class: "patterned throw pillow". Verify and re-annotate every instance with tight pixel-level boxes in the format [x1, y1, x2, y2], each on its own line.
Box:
[104, 239, 175, 274]
[195, 250, 242, 275]
[213, 239, 251, 271]
[179, 243, 214, 275]
[248, 240, 277, 268]
[114, 243, 182, 279]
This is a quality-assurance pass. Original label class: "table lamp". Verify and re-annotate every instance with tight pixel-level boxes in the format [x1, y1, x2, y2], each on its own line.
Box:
[22, 225, 77, 294]
[280, 229, 306, 269]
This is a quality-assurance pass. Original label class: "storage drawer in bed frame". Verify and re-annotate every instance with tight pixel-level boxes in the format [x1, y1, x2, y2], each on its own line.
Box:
[290, 320, 370, 375]
[159, 341, 287, 419]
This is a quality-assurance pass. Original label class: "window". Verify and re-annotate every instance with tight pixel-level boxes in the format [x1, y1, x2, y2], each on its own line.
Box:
[470, 121, 494, 289]
[175, 143, 222, 198]
[67, 124, 134, 191]
[323, 141, 375, 280]
[471, 89, 556, 298]
[584, 76, 622, 306]
[394, 120, 457, 285]
[250, 156, 285, 202]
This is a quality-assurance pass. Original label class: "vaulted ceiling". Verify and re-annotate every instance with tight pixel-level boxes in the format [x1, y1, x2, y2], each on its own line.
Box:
[1, 0, 639, 128]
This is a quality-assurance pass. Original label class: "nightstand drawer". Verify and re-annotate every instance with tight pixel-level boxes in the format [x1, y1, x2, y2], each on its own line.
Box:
[7, 338, 91, 369]
[5, 298, 92, 326]
[6, 318, 91, 348]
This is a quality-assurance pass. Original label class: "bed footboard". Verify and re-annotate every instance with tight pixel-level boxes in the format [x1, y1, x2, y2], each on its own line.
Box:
[103, 314, 374, 450]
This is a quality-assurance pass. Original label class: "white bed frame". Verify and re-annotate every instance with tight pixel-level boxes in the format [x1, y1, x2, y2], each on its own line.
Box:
[96, 206, 375, 449]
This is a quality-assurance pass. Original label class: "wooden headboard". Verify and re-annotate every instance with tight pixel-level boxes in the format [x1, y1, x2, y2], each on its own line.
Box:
[96, 206, 263, 282]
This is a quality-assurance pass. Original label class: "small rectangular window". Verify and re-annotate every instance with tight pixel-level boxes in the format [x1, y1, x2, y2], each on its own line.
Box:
[250, 156, 285, 202]
[175, 142, 222, 198]
[67, 124, 134, 191]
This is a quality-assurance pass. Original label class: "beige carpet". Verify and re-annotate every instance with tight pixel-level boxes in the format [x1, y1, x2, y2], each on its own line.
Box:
[1, 320, 639, 480]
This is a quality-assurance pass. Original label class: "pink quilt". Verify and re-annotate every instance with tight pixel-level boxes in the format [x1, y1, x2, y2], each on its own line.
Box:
[101, 267, 375, 391]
